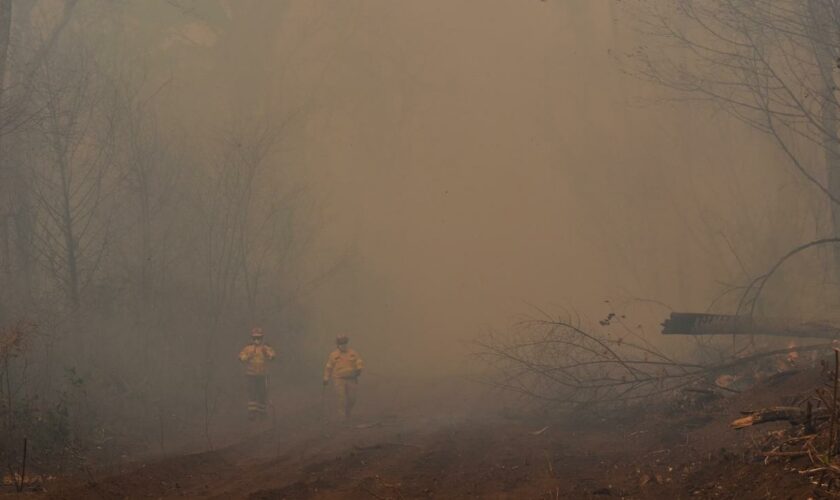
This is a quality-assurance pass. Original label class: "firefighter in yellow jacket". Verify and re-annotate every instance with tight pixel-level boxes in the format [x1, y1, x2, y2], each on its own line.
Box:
[323, 335, 364, 420]
[238, 327, 276, 419]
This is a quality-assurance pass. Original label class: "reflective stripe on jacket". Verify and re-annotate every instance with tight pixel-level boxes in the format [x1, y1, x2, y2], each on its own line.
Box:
[324, 348, 364, 380]
[239, 344, 276, 375]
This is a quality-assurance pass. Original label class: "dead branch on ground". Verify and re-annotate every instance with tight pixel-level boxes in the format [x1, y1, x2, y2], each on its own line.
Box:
[732, 349, 840, 494]
[475, 317, 827, 409]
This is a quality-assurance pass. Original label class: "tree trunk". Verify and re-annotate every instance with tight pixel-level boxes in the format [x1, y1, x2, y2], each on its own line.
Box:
[808, 1, 840, 289]
[57, 151, 80, 308]
[0, 0, 11, 294]
[0, 0, 34, 308]
[0, 1, 11, 85]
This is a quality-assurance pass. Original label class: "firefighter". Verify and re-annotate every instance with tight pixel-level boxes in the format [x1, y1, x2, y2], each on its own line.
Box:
[323, 335, 364, 420]
[238, 327, 276, 419]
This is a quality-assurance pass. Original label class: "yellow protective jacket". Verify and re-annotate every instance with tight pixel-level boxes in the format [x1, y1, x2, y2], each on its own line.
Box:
[239, 343, 276, 376]
[324, 348, 364, 381]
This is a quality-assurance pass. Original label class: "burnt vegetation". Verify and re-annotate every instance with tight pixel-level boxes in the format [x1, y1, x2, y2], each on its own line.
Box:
[0, 1, 325, 482]
[4, 0, 840, 497]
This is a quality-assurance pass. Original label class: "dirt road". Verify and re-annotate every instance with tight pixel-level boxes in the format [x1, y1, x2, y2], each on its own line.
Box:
[42, 372, 823, 499]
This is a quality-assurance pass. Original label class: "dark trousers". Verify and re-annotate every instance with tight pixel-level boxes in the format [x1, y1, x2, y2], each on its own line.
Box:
[246, 375, 267, 417]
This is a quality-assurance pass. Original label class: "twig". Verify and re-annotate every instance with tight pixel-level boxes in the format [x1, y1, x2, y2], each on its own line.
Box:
[353, 442, 423, 451]
[158, 407, 165, 454]
[799, 467, 829, 475]
[6, 463, 19, 492]
[738, 239, 840, 317]
[829, 349, 839, 457]
[478, 316, 834, 410]
[762, 451, 808, 457]
[18, 437, 26, 493]
[784, 435, 817, 444]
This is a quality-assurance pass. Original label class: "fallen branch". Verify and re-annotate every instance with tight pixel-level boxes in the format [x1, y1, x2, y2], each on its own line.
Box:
[353, 442, 423, 451]
[831, 349, 839, 456]
[477, 317, 833, 409]
[731, 407, 829, 429]
[762, 450, 809, 457]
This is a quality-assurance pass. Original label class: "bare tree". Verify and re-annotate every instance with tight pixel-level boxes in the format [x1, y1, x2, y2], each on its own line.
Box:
[112, 75, 180, 308]
[628, 1, 840, 281]
[0, 0, 79, 312]
[28, 48, 117, 308]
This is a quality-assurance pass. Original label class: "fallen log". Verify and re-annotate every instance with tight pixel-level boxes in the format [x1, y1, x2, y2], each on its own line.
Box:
[662, 312, 840, 340]
[731, 406, 829, 429]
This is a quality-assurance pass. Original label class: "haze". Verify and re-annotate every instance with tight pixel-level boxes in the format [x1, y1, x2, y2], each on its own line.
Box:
[0, 0, 834, 490]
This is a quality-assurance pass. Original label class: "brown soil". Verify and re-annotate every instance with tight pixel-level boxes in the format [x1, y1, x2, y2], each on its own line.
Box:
[12, 370, 832, 499]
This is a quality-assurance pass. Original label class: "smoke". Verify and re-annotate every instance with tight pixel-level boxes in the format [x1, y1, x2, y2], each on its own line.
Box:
[253, 0, 820, 371]
[1, 1, 831, 462]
